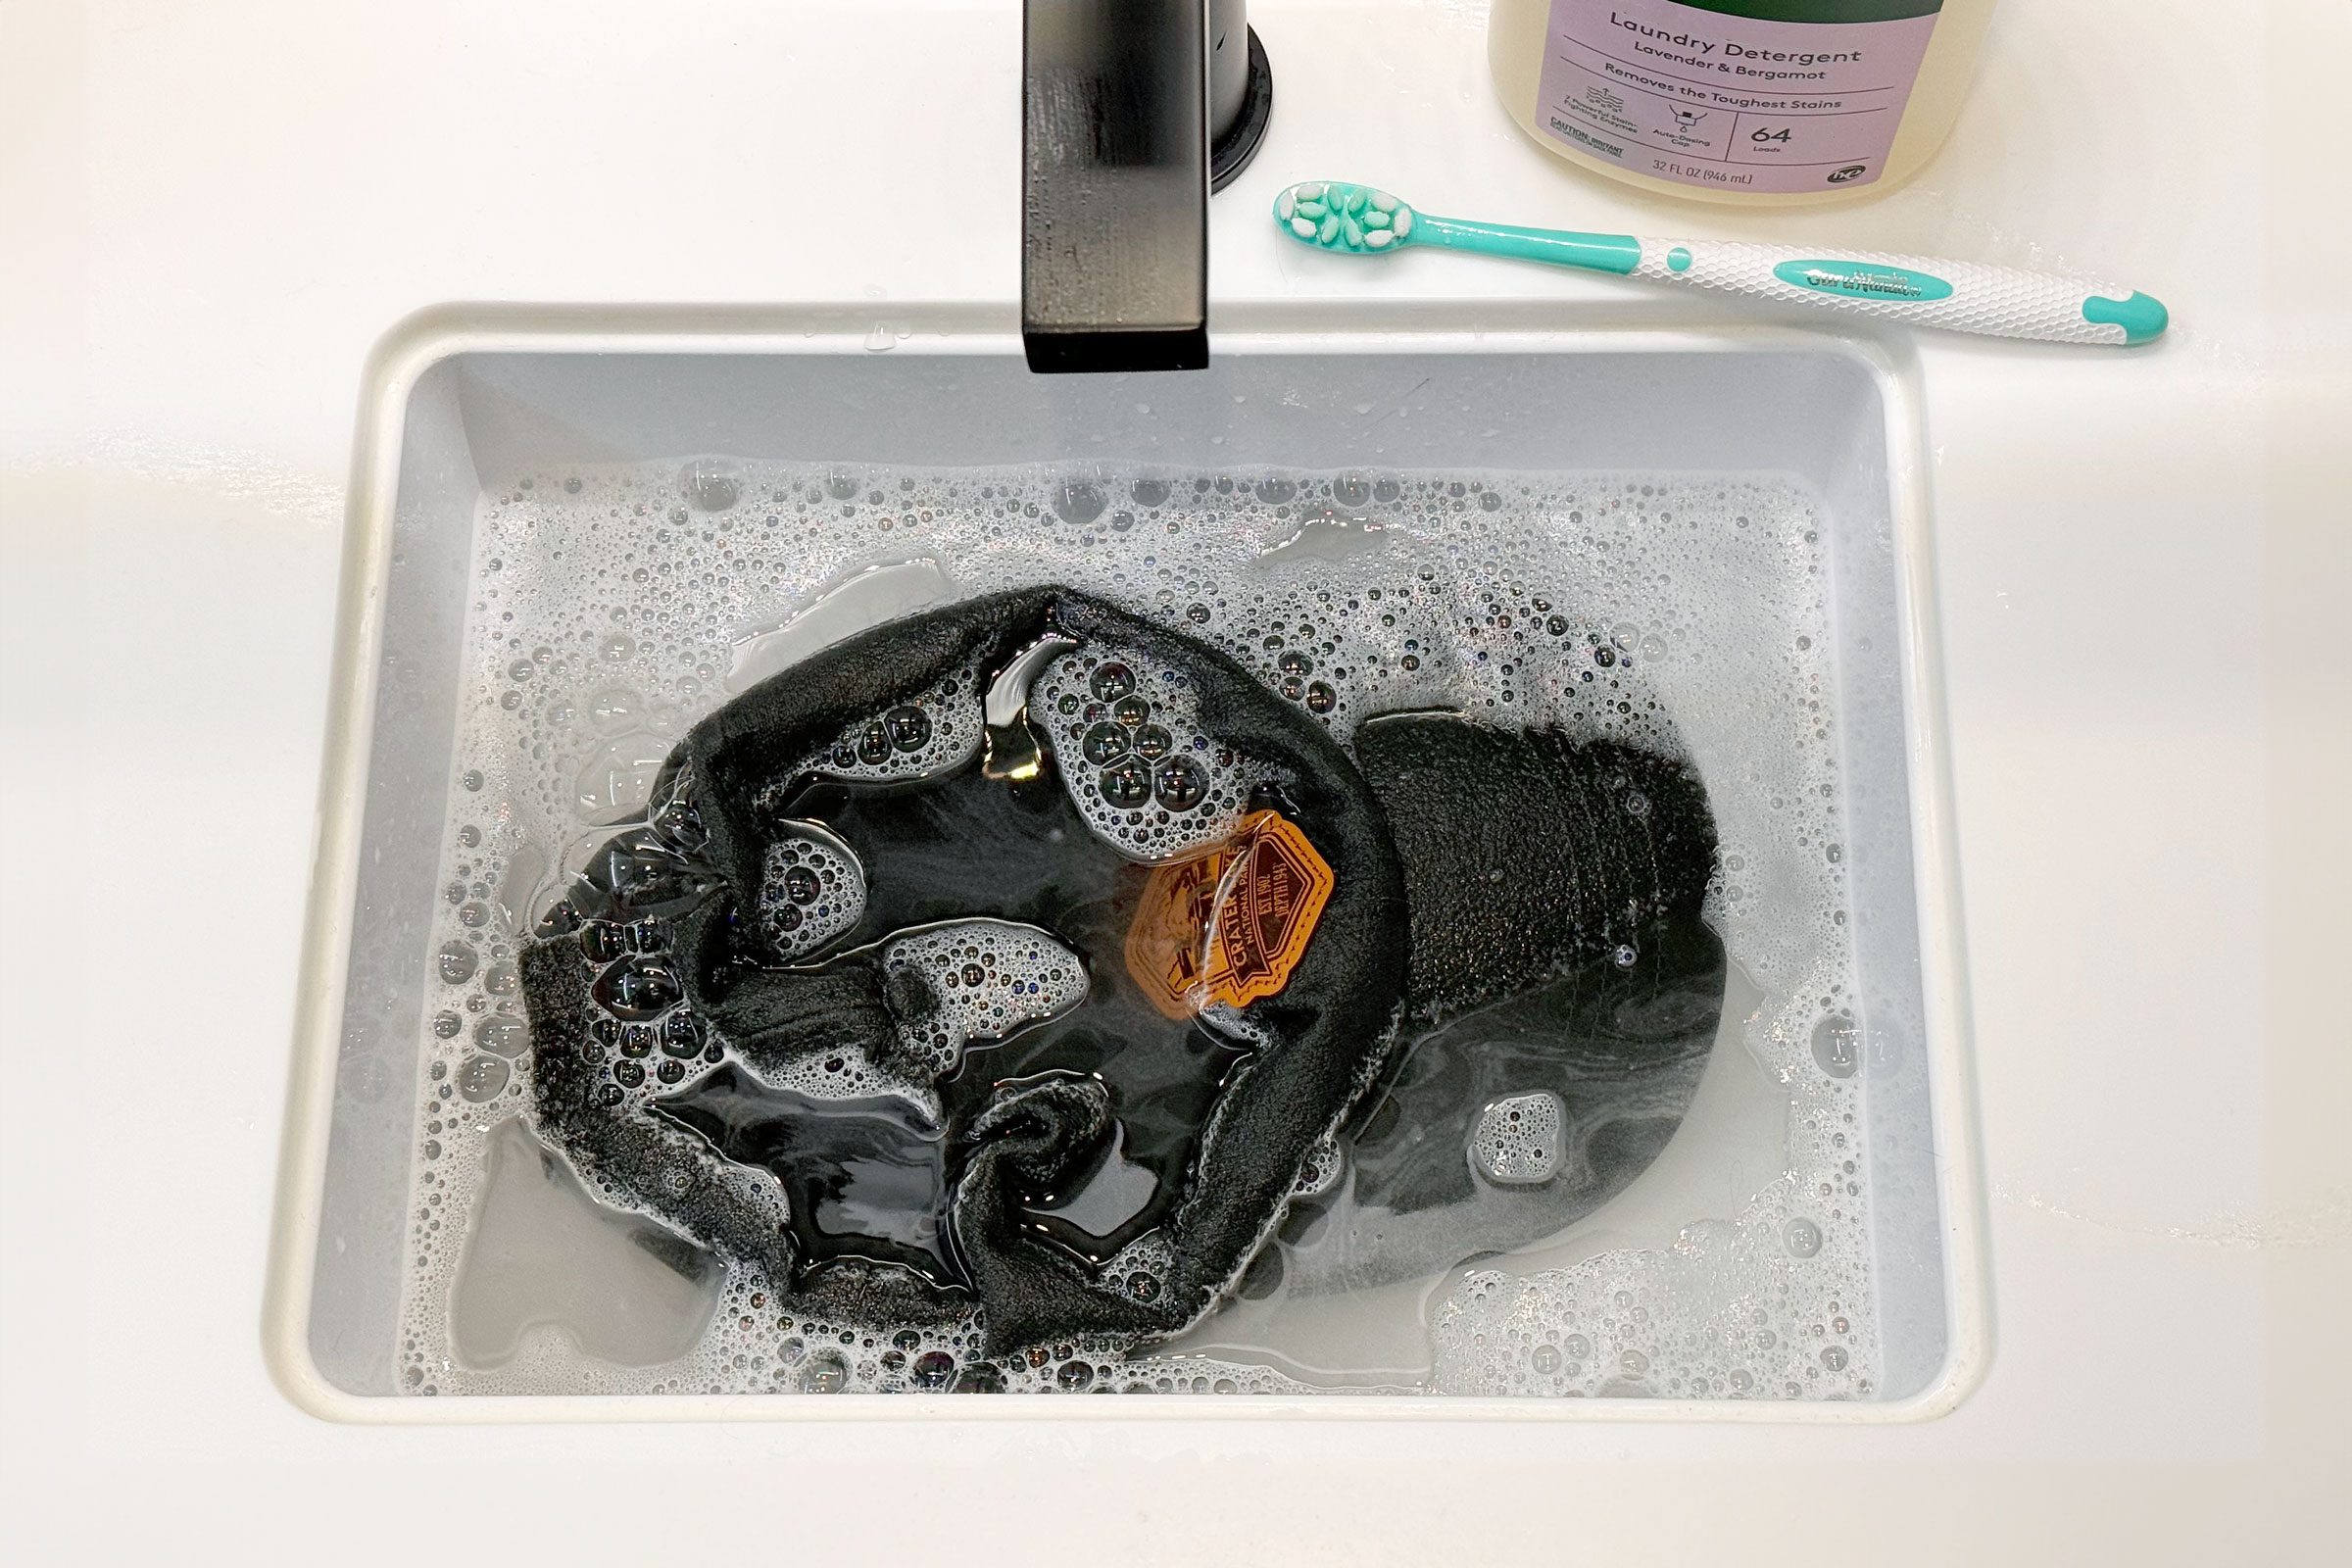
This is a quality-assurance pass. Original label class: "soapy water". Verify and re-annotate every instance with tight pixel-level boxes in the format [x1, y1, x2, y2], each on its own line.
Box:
[397, 459, 1872, 1399]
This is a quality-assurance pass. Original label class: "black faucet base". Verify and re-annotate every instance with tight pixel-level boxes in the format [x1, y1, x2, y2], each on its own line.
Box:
[1210, 28, 1274, 194]
[1023, 324, 1209, 376]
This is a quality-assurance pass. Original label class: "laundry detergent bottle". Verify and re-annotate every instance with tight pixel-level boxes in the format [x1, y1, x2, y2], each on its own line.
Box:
[1489, 0, 1996, 205]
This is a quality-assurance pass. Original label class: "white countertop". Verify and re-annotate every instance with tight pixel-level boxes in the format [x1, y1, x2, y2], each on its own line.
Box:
[2, 0, 2346, 1560]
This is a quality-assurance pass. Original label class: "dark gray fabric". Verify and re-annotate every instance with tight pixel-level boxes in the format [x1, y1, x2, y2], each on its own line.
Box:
[1354, 715, 1718, 1023]
[523, 589, 1409, 1355]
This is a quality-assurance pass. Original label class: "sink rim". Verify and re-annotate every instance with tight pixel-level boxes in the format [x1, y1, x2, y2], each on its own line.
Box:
[266, 307, 1987, 1425]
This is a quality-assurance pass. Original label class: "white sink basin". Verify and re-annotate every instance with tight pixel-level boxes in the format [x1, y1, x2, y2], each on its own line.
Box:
[269, 309, 1983, 1422]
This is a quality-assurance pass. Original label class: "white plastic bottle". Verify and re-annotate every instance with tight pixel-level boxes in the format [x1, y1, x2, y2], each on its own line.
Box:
[1489, 0, 1997, 205]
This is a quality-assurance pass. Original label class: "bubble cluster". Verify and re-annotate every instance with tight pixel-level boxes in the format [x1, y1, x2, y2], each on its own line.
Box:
[1291, 1134, 1344, 1199]
[1468, 1090, 1565, 1185]
[394, 456, 1873, 1402]
[1099, 1232, 1178, 1310]
[801, 661, 984, 785]
[881, 919, 1088, 1076]
[1032, 644, 1259, 861]
[754, 828, 864, 961]
[544, 909, 726, 1106]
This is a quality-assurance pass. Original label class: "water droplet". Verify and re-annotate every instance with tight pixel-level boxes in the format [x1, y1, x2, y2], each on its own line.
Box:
[579, 921, 624, 963]
[662, 1011, 706, 1056]
[1089, 662, 1136, 701]
[1081, 722, 1130, 766]
[592, 955, 684, 1020]
[436, 943, 478, 985]
[1051, 480, 1106, 525]
[473, 1015, 528, 1058]
[883, 705, 932, 753]
[798, 1350, 850, 1393]
[1784, 1217, 1823, 1257]
[681, 459, 742, 512]
[1152, 756, 1205, 811]
[1098, 760, 1152, 808]
[1810, 1012, 1859, 1079]
[458, 1055, 510, 1102]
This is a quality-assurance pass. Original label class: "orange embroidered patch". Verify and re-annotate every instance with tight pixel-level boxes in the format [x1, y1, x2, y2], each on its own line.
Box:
[1123, 810, 1335, 1020]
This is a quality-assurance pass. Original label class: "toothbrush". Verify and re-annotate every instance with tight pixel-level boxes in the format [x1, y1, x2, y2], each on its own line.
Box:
[1272, 181, 2168, 347]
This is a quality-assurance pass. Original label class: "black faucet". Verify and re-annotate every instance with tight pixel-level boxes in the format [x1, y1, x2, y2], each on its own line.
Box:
[1022, 1, 1273, 374]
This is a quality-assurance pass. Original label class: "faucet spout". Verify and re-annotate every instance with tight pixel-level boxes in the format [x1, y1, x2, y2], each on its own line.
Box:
[1022, 1, 1272, 374]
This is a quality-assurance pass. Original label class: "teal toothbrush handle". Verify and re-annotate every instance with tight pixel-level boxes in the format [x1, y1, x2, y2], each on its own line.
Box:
[1409, 216, 2167, 346]
[1409, 214, 1643, 276]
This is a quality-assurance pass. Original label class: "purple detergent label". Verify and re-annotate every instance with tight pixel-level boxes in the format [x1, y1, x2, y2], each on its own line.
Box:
[1538, 1, 1944, 193]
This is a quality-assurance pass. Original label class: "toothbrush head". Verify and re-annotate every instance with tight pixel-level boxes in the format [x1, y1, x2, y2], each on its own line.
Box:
[1273, 182, 1416, 254]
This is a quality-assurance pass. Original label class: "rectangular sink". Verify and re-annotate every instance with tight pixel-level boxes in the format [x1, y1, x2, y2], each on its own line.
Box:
[269, 308, 1984, 1421]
